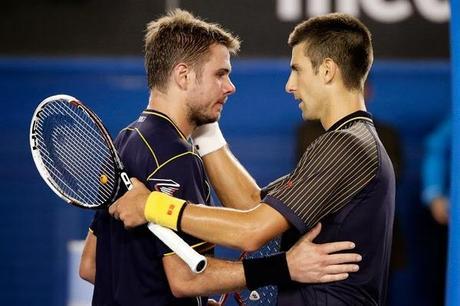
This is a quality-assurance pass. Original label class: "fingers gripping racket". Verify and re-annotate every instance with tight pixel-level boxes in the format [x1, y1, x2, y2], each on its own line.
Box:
[30, 94, 207, 273]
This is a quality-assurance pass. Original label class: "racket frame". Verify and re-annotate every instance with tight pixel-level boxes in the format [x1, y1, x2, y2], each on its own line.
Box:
[30, 94, 125, 208]
[30, 94, 207, 273]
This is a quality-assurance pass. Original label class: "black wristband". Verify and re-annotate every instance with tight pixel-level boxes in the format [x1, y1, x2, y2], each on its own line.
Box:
[242, 252, 291, 290]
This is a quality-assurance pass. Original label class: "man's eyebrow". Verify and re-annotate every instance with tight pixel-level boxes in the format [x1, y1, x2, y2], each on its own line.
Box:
[217, 67, 231, 74]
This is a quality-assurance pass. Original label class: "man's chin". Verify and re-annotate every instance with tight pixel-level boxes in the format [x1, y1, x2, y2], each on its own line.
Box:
[301, 110, 319, 121]
[196, 115, 220, 126]
[301, 112, 310, 121]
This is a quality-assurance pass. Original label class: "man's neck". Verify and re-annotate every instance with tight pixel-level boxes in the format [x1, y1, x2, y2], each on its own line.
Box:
[320, 88, 366, 130]
[147, 89, 195, 137]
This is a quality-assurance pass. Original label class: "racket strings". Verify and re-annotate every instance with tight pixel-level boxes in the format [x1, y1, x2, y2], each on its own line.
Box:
[39, 120, 115, 185]
[43, 103, 116, 202]
[38, 105, 115, 182]
[47, 101, 116, 183]
[36, 123, 112, 205]
[36, 138, 113, 204]
[36, 144, 103, 204]
[52, 100, 107, 144]
[35, 100, 117, 206]
[42, 102, 113, 165]
[35, 123, 103, 202]
[37, 122, 112, 185]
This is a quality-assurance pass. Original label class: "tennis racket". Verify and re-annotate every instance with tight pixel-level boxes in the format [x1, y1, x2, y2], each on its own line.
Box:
[30, 94, 207, 273]
[219, 237, 280, 305]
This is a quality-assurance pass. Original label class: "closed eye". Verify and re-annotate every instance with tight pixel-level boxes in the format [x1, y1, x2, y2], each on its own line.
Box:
[216, 68, 231, 77]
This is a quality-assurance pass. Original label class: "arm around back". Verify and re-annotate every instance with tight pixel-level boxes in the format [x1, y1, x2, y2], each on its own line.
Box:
[180, 202, 290, 252]
[162, 223, 362, 298]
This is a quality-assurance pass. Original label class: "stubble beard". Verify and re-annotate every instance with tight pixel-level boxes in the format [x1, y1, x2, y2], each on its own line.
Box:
[188, 103, 220, 127]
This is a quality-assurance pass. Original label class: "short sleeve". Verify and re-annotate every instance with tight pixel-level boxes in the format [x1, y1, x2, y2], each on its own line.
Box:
[260, 174, 289, 199]
[263, 131, 378, 233]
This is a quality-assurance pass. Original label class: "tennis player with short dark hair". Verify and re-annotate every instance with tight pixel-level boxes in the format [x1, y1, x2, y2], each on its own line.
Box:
[111, 13, 395, 305]
[81, 10, 362, 306]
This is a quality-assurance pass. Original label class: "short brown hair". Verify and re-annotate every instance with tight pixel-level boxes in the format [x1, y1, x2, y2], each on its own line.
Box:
[288, 13, 373, 91]
[144, 9, 240, 91]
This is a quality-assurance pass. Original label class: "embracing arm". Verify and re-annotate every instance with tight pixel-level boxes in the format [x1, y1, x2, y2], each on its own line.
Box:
[109, 178, 288, 252]
[163, 222, 360, 298]
[163, 254, 245, 297]
[193, 123, 261, 210]
[181, 202, 289, 251]
[201, 147, 261, 210]
[110, 179, 350, 256]
[110, 181, 361, 288]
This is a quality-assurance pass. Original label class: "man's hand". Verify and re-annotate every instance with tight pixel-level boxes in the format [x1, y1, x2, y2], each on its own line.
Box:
[430, 196, 449, 225]
[286, 223, 361, 283]
[109, 178, 150, 228]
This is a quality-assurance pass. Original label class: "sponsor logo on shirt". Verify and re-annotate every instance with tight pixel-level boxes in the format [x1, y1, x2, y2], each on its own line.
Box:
[148, 178, 180, 196]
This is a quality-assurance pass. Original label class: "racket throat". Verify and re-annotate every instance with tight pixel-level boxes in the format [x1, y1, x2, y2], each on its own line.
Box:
[120, 172, 133, 190]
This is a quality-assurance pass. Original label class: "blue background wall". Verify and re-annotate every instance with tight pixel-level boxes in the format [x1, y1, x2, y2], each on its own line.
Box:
[0, 58, 451, 305]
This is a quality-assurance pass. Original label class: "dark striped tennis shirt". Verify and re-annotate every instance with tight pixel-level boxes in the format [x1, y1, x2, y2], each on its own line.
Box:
[263, 111, 395, 305]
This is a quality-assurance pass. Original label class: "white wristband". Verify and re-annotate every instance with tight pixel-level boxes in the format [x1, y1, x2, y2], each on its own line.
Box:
[192, 122, 227, 156]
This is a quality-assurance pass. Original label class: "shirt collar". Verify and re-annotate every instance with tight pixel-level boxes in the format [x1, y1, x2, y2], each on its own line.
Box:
[141, 109, 188, 141]
[327, 110, 373, 132]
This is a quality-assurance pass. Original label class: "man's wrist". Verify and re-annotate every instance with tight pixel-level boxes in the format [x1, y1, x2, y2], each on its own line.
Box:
[242, 252, 292, 289]
[144, 191, 187, 231]
[192, 122, 227, 156]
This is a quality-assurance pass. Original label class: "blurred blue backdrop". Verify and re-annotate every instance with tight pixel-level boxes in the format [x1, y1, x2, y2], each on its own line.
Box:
[0, 57, 450, 305]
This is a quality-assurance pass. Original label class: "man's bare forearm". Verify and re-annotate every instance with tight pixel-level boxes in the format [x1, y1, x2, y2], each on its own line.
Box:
[164, 255, 246, 297]
[202, 147, 261, 209]
[180, 203, 290, 251]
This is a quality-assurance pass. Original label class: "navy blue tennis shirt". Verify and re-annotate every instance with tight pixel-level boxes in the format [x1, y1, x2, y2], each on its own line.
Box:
[90, 110, 214, 306]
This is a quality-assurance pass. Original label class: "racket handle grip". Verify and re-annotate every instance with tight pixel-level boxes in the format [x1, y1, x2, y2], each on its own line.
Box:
[147, 222, 207, 273]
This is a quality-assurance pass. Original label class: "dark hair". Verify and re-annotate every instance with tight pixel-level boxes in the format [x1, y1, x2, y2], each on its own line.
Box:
[144, 9, 240, 91]
[288, 13, 373, 91]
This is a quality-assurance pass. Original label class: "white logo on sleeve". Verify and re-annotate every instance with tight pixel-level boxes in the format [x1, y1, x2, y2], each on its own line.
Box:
[148, 178, 180, 196]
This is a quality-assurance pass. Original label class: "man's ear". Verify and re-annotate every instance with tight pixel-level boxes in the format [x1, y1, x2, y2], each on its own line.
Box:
[320, 58, 337, 84]
[172, 63, 191, 90]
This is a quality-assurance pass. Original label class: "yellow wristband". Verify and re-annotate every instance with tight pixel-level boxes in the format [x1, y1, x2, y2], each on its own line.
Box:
[144, 191, 186, 231]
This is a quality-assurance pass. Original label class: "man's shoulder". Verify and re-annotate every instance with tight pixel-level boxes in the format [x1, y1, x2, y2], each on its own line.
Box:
[117, 120, 194, 161]
[310, 128, 370, 151]
[322, 123, 377, 151]
[302, 124, 379, 170]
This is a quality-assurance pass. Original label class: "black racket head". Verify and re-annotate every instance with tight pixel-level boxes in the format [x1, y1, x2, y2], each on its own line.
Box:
[30, 94, 122, 209]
